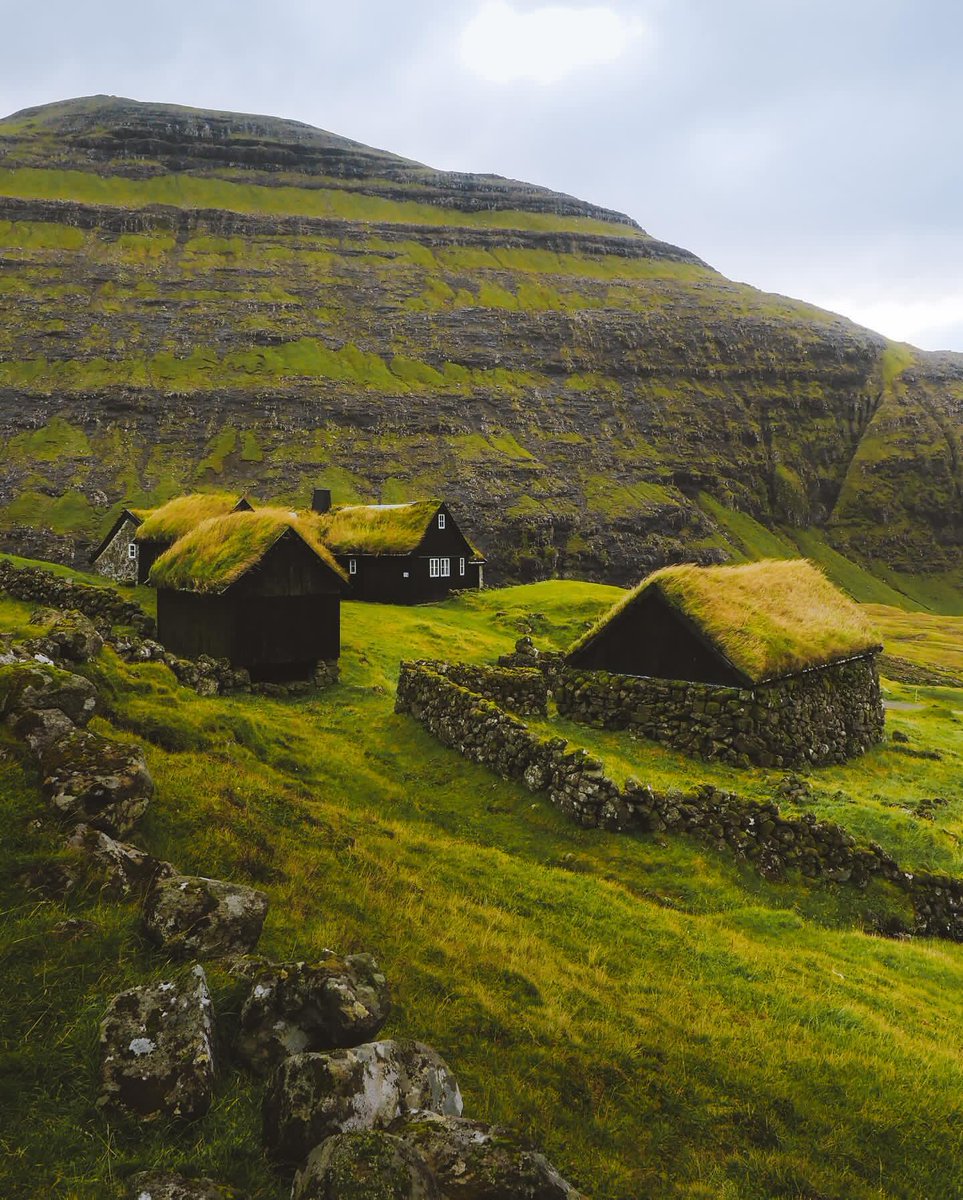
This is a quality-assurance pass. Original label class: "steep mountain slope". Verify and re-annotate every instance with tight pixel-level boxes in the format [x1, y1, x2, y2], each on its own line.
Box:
[0, 95, 961, 587]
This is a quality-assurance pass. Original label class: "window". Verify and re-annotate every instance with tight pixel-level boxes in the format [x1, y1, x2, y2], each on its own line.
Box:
[403, 571, 410, 579]
[348, 558, 357, 575]
[127, 543, 137, 559]
[437, 512, 446, 529]
[440, 558, 450, 577]
[459, 557, 465, 576]
[429, 558, 440, 578]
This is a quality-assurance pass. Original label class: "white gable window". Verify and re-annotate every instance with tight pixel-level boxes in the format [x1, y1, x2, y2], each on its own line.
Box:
[459, 557, 465, 576]
[348, 558, 357, 575]
[437, 512, 446, 529]
[429, 558, 440, 578]
[127, 543, 137, 559]
[440, 558, 451, 577]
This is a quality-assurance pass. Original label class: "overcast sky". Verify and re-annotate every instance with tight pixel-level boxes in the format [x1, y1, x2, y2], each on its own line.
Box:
[3, 0, 962, 351]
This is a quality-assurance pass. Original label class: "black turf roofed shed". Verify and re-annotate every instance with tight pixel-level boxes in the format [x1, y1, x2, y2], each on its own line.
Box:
[566, 559, 883, 686]
[315, 499, 485, 603]
[149, 510, 347, 682]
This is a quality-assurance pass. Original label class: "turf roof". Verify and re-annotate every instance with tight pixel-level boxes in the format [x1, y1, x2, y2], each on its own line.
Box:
[135, 492, 247, 543]
[149, 508, 347, 593]
[315, 499, 448, 554]
[568, 559, 882, 683]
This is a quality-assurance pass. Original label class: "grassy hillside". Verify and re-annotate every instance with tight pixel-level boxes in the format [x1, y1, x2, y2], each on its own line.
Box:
[0, 96, 961, 588]
[3, 566, 963, 1199]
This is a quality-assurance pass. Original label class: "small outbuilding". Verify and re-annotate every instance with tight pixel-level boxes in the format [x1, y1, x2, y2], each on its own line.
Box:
[149, 509, 348, 682]
[134, 492, 252, 585]
[315, 499, 485, 603]
[560, 559, 885, 767]
[90, 506, 153, 584]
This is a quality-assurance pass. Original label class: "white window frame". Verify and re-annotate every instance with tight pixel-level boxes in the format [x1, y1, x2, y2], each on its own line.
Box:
[348, 558, 357, 575]
[459, 557, 465, 576]
[437, 512, 446, 529]
[440, 557, 450, 578]
[429, 557, 440, 578]
[127, 543, 138, 559]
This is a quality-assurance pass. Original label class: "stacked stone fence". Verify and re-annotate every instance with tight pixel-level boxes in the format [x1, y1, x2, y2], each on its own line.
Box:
[396, 659, 963, 942]
[0, 559, 154, 635]
[552, 658, 883, 769]
[413, 659, 548, 716]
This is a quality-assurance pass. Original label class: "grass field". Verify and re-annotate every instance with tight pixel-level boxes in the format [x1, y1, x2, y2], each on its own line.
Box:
[3, 569, 963, 1199]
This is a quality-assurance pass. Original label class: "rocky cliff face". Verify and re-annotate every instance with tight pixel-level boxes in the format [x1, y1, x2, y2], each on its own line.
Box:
[0, 95, 960, 585]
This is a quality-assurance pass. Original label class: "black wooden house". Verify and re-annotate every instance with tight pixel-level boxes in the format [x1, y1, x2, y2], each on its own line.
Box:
[149, 509, 347, 682]
[314, 497, 485, 604]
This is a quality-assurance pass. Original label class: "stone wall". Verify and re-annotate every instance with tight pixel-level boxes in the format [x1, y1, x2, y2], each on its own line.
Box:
[411, 660, 548, 716]
[395, 660, 963, 942]
[0, 559, 153, 634]
[553, 657, 884, 768]
[92, 517, 139, 584]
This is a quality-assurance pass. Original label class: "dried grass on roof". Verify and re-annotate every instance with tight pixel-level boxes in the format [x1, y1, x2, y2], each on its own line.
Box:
[569, 559, 881, 683]
[149, 508, 347, 593]
[314, 499, 443, 554]
[135, 492, 244, 542]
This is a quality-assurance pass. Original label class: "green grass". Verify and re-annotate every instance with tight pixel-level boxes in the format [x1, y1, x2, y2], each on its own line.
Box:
[0, 167, 639, 239]
[4, 570, 963, 1199]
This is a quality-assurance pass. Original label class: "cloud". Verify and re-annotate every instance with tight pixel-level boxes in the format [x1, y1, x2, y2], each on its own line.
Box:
[810, 292, 963, 353]
[459, 1, 647, 86]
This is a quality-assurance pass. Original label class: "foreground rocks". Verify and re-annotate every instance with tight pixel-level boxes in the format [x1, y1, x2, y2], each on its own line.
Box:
[99, 966, 215, 1121]
[127, 1172, 236, 1200]
[0, 661, 98, 726]
[235, 953, 391, 1075]
[264, 1040, 463, 1163]
[292, 1130, 440, 1199]
[41, 728, 154, 833]
[144, 875, 268, 958]
[67, 823, 175, 897]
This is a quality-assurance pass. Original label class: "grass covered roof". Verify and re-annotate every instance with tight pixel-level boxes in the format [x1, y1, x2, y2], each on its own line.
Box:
[135, 492, 247, 543]
[569, 559, 882, 683]
[149, 508, 347, 593]
[315, 500, 446, 554]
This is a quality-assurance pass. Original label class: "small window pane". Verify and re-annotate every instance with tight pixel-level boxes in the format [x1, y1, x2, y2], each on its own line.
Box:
[441, 558, 450, 577]
[459, 557, 465, 575]
[430, 558, 440, 578]
[438, 513, 446, 529]
[128, 543, 137, 558]
[349, 558, 357, 575]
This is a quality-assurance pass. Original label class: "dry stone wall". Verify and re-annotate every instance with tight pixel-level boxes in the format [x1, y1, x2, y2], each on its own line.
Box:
[396, 660, 963, 942]
[0, 558, 152, 633]
[413, 659, 548, 716]
[553, 657, 884, 768]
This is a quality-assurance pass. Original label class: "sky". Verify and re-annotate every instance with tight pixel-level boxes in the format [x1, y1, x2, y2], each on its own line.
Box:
[3, 0, 962, 351]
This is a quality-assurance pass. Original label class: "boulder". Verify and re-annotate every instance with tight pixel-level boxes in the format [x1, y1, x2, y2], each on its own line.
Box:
[9, 705, 76, 756]
[235, 952, 390, 1075]
[98, 966, 215, 1121]
[144, 875, 268, 958]
[32, 609, 105, 663]
[263, 1040, 463, 1163]
[67, 824, 176, 897]
[127, 1173, 236, 1200]
[393, 1113, 583, 1199]
[0, 662, 98, 725]
[292, 1131, 439, 1200]
[41, 729, 154, 834]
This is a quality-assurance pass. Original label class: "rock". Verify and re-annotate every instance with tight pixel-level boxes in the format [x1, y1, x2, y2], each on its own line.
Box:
[98, 966, 215, 1121]
[36, 609, 105, 662]
[235, 952, 390, 1075]
[144, 875, 268, 958]
[67, 824, 176, 896]
[41, 729, 154, 834]
[9, 705, 76, 756]
[393, 1113, 583, 1199]
[0, 662, 98, 726]
[127, 1172, 236, 1199]
[263, 1039, 463, 1163]
[292, 1131, 439, 1200]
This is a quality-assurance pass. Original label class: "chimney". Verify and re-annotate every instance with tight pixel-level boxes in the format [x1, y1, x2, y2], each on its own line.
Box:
[311, 488, 332, 514]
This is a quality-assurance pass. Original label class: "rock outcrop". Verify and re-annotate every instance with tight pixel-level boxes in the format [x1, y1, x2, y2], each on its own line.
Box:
[263, 1040, 463, 1163]
[143, 875, 269, 959]
[40, 728, 153, 833]
[98, 966, 215, 1121]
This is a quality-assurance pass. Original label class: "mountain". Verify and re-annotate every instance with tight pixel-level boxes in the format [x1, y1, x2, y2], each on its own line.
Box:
[1, 95, 961, 596]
